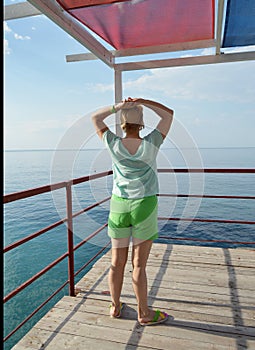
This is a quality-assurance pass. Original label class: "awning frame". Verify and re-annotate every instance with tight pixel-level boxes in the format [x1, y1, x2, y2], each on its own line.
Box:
[5, 0, 114, 67]
[4, 0, 255, 135]
[5, 0, 255, 68]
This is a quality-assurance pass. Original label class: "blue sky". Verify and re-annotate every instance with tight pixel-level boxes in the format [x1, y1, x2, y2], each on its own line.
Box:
[4, 0, 255, 150]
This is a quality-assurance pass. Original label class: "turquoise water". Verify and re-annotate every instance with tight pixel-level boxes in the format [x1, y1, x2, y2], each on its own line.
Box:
[3, 147, 255, 349]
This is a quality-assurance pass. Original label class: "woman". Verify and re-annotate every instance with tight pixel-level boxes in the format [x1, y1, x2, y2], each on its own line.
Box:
[91, 97, 174, 326]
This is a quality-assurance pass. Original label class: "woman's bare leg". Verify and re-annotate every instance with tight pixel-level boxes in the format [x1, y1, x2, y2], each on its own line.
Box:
[108, 238, 129, 317]
[132, 238, 153, 320]
[132, 238, 167, 323]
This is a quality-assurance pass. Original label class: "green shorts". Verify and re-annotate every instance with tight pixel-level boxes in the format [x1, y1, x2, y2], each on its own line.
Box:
[108, 194, 158, 241]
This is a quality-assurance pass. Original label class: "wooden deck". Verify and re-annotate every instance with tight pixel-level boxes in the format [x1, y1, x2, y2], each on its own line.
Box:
[13, 243, 255, 350]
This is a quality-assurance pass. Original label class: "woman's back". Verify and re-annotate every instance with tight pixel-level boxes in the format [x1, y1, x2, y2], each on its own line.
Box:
[121, 138, 143, 155]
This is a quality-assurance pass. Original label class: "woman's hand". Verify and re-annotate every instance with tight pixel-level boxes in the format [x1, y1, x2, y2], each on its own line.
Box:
[115, 98, 139, 111]
[122, 97, 174, 139]
[116, 97, 145, 110]
[126, 97, 146, 105]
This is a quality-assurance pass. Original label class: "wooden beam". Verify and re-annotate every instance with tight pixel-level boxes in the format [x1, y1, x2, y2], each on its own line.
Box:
[66, 39, 216, 63]
[4, 2, 41, 21]
[114, 51, 255, 72]
[27, 0, 114, 67]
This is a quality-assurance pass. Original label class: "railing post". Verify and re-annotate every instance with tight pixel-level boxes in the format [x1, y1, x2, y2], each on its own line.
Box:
[66, 181, 75, 296]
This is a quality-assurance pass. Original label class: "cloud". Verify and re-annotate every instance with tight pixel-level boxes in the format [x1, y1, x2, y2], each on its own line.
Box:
[223, 45, 255, 53]
[3, 21, 31, 55]
[84, 61, 255, 105]
[85, 82, 114, 93]
[82, 44, 255, 105]
[121, 62, 255, 104]
[4, 22, 12, 33]
[4, 39, 11, 55]
[14, 33, 31, 40]
[4, 22, 12, 54]
[180, 47, 215, 59]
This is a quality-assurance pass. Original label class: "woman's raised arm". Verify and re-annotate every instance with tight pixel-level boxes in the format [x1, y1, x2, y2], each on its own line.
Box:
[130, 98, 174, 139]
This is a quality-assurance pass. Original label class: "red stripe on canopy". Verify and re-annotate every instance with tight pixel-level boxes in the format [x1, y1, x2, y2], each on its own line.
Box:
[59, 0, 214, 50]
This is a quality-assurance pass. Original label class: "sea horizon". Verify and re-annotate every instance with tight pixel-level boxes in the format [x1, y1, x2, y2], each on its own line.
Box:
[4, 146, 255, 152]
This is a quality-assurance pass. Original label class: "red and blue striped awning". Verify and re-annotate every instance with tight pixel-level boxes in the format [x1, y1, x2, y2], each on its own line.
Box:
[56, 0, 255, 51]
[5, 0, 255, 66]
[222, 0, 255, 48]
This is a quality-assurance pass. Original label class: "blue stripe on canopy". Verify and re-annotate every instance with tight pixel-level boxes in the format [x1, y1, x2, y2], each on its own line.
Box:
[222, 0, 255, 47]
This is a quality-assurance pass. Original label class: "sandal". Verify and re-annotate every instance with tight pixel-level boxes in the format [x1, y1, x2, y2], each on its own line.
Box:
[139, 310, 169, 326]
[109, 302, 125, 318]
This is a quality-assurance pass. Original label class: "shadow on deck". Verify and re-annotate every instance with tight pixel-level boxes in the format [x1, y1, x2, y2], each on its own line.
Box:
[13, 243, 255, 350]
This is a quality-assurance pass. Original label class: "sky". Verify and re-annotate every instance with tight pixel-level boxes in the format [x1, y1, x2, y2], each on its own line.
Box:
[3, 0, 255, 150]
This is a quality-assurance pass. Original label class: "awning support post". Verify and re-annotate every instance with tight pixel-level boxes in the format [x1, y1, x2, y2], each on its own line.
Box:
[114, 69, 123, 137]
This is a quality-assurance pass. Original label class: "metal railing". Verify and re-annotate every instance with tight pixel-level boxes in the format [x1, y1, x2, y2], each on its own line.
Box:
[3, 168, 255, 343]
[3, 171, 112, 343]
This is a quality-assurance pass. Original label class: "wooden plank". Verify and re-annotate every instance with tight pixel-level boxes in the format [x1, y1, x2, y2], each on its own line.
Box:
[72, 293, 255, 327]
[78, 269, 255, 295]
[86, 249, 255, 270]
[76, 284, 255, 312]
[99, 246, 255, 268]
[101, 254, 255, 269]
[53, 296, 255, 329]
[78, 264, 255, 291]
[76, 272, 255, 304]
[12, 244, 255, 350]
[86, 261, 255, 281]
[12, 327, 157, 350]
[15, 299, 250, 350]
[76, 279, 255, 305]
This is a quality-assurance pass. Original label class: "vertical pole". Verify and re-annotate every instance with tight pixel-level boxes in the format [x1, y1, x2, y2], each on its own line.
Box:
[66, 181, 75, 296]
[216, 0, 225, 55]
[114, 68, 123, 137]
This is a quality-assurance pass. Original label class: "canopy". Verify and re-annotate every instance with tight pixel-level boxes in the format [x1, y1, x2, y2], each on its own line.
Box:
[222, 0, 255, 48]
[4, 0, 255, 69]
[57, 0, 215, 50]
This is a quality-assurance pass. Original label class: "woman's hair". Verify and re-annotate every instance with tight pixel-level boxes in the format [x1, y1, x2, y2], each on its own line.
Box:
[120, 105, 144, 132]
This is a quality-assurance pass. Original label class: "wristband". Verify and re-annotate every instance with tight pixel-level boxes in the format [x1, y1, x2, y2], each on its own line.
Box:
[111, 105, 117, 114]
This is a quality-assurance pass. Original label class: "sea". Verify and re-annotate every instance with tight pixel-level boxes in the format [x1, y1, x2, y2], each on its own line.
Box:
[3, 147, 255, 349]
